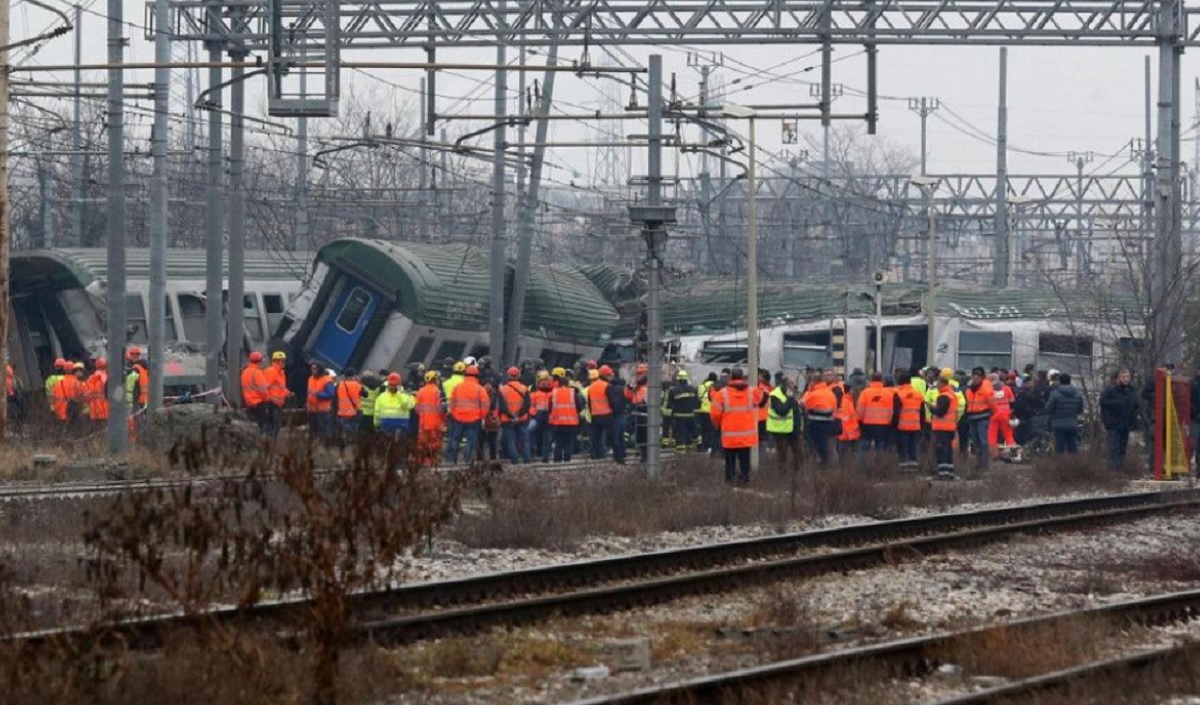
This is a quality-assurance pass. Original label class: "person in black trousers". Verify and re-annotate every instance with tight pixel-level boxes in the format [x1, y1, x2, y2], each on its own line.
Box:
[1099, 368, 1139, 470]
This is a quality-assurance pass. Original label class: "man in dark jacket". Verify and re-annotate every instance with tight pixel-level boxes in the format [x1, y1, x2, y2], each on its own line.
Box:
[1099, 368, 1139, 469]
[1011, 378, 1044, 446]
[1045, 373, 1086, 454]
[667, 370, 699, 453]
[606, 372, 630, 464]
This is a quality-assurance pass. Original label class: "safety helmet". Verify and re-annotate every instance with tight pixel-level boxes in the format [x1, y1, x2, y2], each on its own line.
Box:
[126, 346, 142, 360]
[463, 355, 477, 367]
[424, 370, 439, 383]
[940, 367, 955, 380]
[507, 366, 520, 377]
[74, 362, 85, 371]
[95, 358, 107, 370]
[588, 370, 600, 381]
[387, 372, 402, 386]
[676, 370, 689, 380]
[453, 361, 467, 373]
[53, 357, 66, 370]
[249, 351, 263, 363]
[442, 357, 455, 369]
[598, 365, 613, 376]
[536, 370, 550, 381]
[586, 360, 598, 369]
[272, 351, 287, 361]
[466, 366, 480, 377]
[551, 367, 566, 378]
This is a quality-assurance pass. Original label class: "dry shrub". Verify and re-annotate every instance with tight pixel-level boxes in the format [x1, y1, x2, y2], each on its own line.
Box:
[1029, 448, 1135, 494]
[60, 433, 476, 705]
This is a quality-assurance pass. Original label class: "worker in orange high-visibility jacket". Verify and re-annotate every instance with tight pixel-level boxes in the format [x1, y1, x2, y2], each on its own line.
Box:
[529, 372, 554, 462]
[548, 377, 585, 462]
[894, 375, 926, 468]
[586, 365, 615, 459]
[803, 370, 839, 466]
[64, 362, 88, 431]
[414, 370, 447, 464]
[986, 371, 1016, 459]
[710, 367, 763, 485]
[262, 351, 290, 439]
[86, 358, 109, 427]
[241, 351, 267, 431]
[498, 367, 532, 464]
[306, 362, 336, 440]
[446, 366, 490, 463]
[963, 367, 995, 470]
[856, 372, 899, 452]
[48, 359, 69, 422]
[754, 369, 774, 467]
[52, 363, 81, 427]
[930, 369, 960, 479]
[5, 362, 20, 432]
[833, 378, 860, 451]
[334, 367, 366, 441]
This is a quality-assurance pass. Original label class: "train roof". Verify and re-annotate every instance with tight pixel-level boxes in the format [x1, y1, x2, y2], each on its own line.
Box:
[10, 248, 310, 292]
[315, 238, 619, 344]
[615, 279, 1140, 337]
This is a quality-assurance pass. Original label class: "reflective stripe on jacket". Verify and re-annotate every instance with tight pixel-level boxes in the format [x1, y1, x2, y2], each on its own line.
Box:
[549, 385, 581, 426]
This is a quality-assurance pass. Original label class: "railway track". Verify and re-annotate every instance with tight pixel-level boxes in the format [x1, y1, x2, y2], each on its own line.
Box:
[565, 589, 1200, 705]
[8, 489, 1200, 652]
[0, 458, 602, 502]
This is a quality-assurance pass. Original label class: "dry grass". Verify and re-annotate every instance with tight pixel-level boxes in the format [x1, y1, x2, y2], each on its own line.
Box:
[447, 454, 1123, 551]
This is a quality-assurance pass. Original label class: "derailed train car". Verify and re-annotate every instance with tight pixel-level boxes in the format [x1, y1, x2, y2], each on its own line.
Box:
[605, 278, 1144, 391]
[8, 248, 307, 394]
[274, 238, 619, 375]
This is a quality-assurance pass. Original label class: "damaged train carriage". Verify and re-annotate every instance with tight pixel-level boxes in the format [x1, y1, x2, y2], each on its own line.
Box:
[606, 279, 1143, 391]
[274, 238, 619, 377]
[8, 249, 307, 395]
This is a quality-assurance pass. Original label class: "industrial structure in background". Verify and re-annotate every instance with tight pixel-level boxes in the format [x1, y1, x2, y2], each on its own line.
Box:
[0, 1, 1196, 475]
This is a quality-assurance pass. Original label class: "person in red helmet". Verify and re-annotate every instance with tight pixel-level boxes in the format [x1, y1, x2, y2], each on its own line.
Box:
[46, 358, 66, 418]
[241, 351, 267, 431]
[498, 366, 531, 463]
[587, 365, 616, 459]
[86, 358, 109, 427]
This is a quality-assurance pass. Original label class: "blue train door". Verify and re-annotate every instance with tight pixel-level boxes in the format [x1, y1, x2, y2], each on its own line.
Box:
[310, 280, 380, 369]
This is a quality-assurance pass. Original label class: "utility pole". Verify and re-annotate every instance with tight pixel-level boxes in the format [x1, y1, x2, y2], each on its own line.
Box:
[148, 0, 170, 411]
[1153, 0, 1184, 365]
[0, 0, 9, 440]
[225, 28, 247, 406]
[629, 55, 673, 482]
[907, 97, 939, 176]
[418, 76, 430, 243]
[505, 45, 559, 365]
[203, 11, 224, 400]
[105, 0, 127, 452]
[296, 113, 309, 250]
[488, 0, 508, 362]
[71, 3, 82, 245]
[993, 48, 1009, 289]
[1068, 150, 1094, 287]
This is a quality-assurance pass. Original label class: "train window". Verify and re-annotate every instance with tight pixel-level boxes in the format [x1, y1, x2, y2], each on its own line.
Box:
[408, 337, 434, 365]
[178, 294, 207, 343]
[163, 296, 177, 342]
[126, 294, 148, 344]
[243, 295, 264, 343]
[433, 341, 466, 363]
[782, 332, 831, 369]
[958, 331, 1012, 372]
[263, 294, 286, 334]
[1037, 333, 1094, 381]
[700, 343, 747, 364]
[335, 288, 371, 333]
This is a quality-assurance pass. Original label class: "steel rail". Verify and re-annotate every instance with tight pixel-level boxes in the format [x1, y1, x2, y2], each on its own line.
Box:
[565, 589, 1200, 705]
[7, 489, 1199, 651]
[0, 459, 603, 502]
[928, 643, 1200, 705]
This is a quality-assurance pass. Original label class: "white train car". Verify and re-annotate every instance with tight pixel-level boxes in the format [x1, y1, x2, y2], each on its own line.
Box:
[605, 280, 1142, 391]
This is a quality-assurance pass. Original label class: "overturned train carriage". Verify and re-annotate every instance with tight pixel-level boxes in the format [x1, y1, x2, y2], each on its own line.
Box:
[8, 249, 307, 394]
[607, 279, 1143, 390]
[276, 238, 620, 374]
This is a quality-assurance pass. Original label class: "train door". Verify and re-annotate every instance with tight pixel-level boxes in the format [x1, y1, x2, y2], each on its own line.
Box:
[310, 279, 381, 369]
[867, 326, 929, 373]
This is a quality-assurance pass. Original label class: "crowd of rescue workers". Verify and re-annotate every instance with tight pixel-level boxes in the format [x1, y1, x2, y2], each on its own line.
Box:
[14, 348, 1188, 484]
